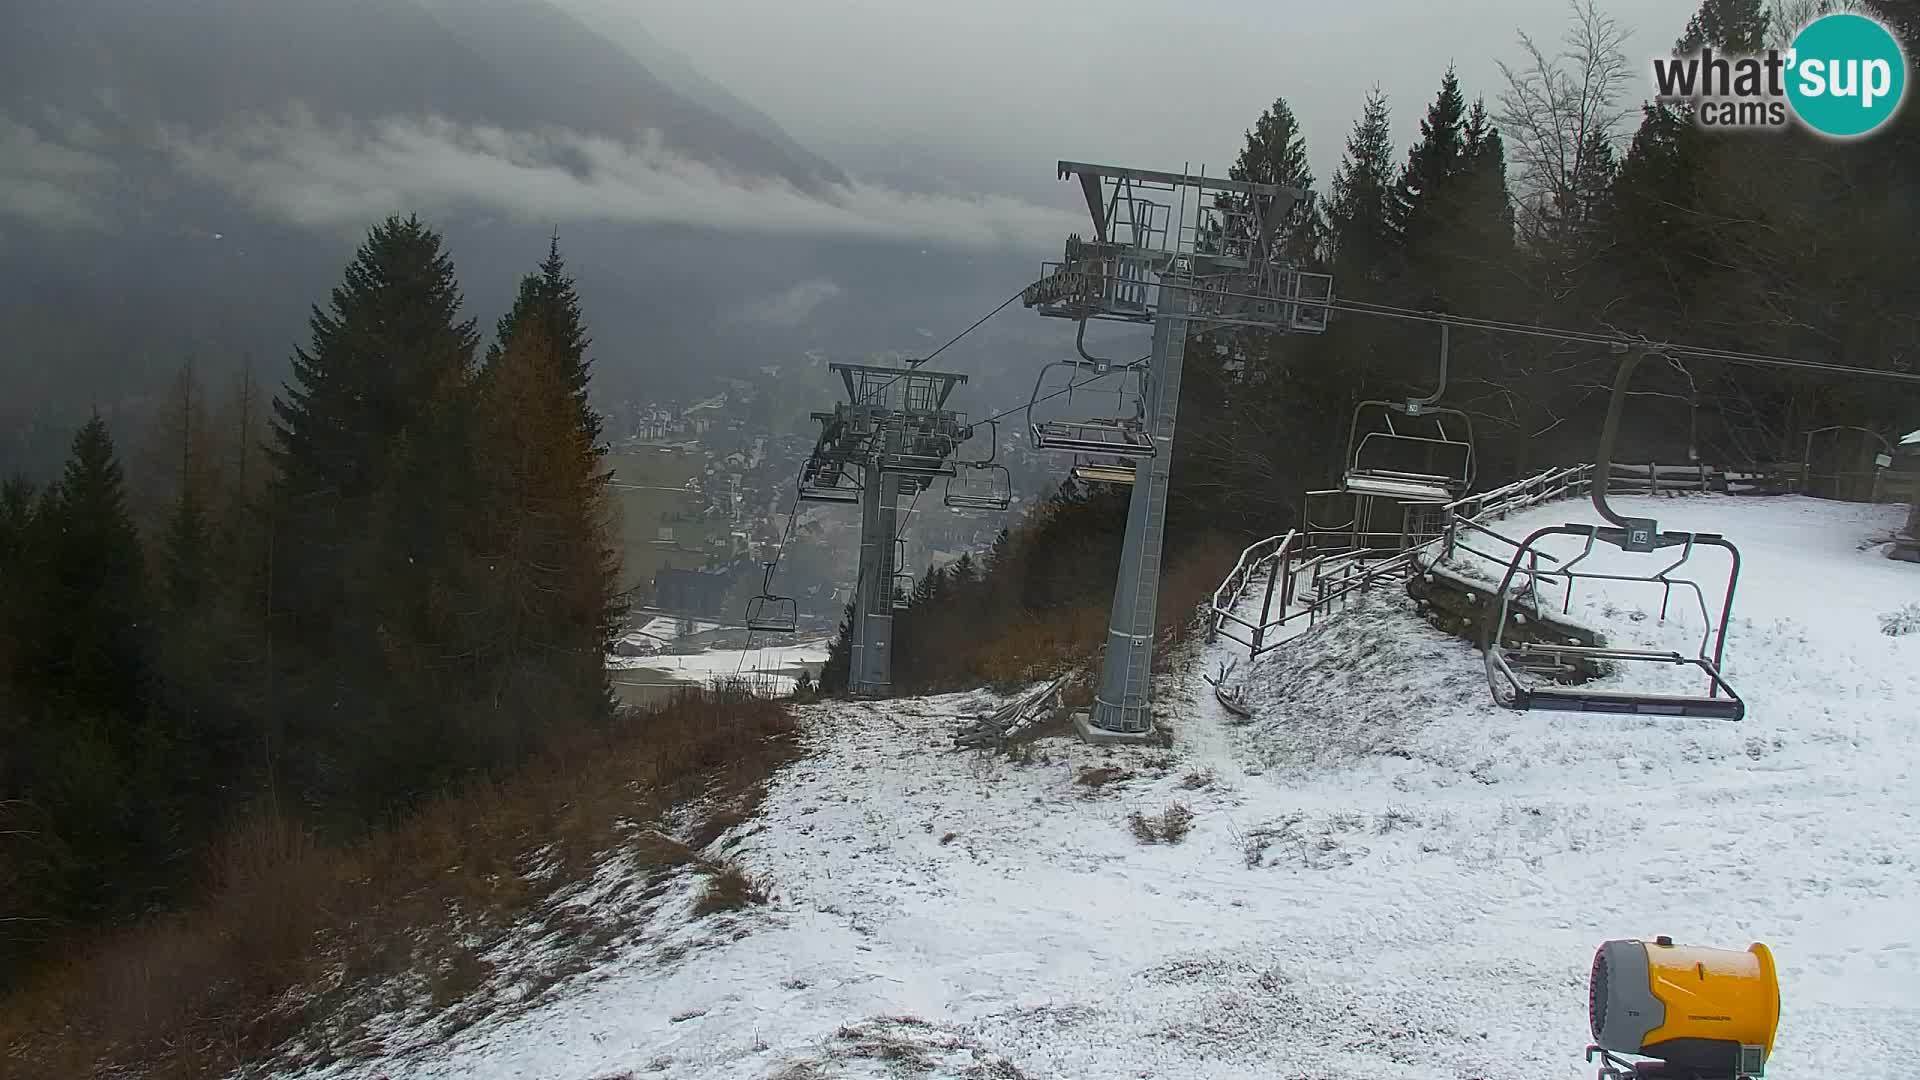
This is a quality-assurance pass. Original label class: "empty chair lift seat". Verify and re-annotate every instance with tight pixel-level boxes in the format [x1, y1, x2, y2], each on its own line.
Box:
[1343, 466, 1457, 502]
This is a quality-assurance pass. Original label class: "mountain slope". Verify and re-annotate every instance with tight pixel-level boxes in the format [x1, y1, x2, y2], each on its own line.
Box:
[554, 2, 848, 186]
[0, 0, 863, 438]
[0, 0, 842, 198]
[412, 0, 843, 189]
[246, 494, 1920, 1079]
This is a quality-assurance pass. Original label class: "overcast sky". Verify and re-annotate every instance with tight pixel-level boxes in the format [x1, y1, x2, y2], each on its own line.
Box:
[575, 0, 1692, 196]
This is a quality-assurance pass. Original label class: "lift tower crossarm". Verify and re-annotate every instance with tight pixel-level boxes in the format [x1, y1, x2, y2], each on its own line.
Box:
[1057, 161, 1308, 260]
[1056, 161, 1304, 203]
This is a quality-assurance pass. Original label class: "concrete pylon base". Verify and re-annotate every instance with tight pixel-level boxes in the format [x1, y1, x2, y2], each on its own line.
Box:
[1071, 711, 1159, 745]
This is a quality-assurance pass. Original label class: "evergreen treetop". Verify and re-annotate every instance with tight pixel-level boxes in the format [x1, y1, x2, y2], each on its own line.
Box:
[1325, 87, 1399, 284]
[270, 214, 478, 507]
[488, 233, 603, 455]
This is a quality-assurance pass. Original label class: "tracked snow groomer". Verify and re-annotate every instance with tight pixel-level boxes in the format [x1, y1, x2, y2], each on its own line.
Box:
[1587, 937, 1780, 1079]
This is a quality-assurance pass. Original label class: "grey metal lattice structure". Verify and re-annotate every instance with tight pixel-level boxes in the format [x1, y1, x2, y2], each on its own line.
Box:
[799, 363, 971, 696]
[1022, 160, 1333, 738]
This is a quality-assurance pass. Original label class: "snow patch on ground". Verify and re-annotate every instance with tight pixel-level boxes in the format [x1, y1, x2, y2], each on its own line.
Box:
[265, 495, 1920, 1080]
[607, 638, 832, 696]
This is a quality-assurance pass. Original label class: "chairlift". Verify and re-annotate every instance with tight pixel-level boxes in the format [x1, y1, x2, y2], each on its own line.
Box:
[944, 420, 1013, 512]
[798, 452, 861, 504]
[743, 561, 798, 634]
[1026, 319, 1156, 459]
[1071, 457, 1137, 486]
[1342, 324, 1476, 502]
[1480, 347, 1745, 721]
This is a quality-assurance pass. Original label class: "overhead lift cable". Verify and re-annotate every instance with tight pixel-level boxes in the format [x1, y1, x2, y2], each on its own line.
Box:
[1124, 278, 1920, 386]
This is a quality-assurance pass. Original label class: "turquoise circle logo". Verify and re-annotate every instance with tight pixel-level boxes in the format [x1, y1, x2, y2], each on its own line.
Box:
[1786, 12, 1907, 137]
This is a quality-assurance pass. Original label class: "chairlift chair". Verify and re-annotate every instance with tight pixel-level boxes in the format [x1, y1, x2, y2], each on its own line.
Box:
[1479, 347, 1746, 721]
[798, 453, 861, 504]
[743, 561, 798, 633]
[1341, 325, 1475, 503]
[944, 420, 1014, 512]
[1026, 321, 1157, 460]
[1071, 457, 1137, 486]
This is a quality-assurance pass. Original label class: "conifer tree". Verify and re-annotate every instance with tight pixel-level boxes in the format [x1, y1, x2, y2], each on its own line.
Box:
[1229, 96, 1320, 260]
[270, 215, 478, 640]
[267, 214, 479, 815]
[462, 307, 619, 758]
[157, 364, 215, 614]
[488, 234, 604, 455]
[820, 600, 855, 694]
[1324, 88, 1400, 287]
[1680, 0, 1768, 52]
[40, 414, 147, 723]
[1394, 68, 1470, 253]
[1454, 98, 1518, 289]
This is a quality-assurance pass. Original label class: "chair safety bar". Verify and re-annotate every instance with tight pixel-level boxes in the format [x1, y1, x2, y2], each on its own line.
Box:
[1032, 418, 1156, 457]
[945, 464, 1014, 511]
[1480, 523, 1744, 721]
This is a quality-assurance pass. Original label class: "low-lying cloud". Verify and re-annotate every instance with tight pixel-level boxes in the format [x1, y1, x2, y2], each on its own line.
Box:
[0, 117, 117, 229]
[737, 278, 843, 328]
[154, 110, 1079, 251]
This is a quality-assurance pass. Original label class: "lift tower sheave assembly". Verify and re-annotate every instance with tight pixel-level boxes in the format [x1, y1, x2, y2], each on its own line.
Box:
[1023, 160, 1332, 740]
[799, 362, 971, 697]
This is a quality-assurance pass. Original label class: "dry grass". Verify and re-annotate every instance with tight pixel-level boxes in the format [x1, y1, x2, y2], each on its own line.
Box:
[920, 534, 1243, 699]
[973, 603, 1111, 689]
[0, 685, 799, 1080]
[1075, 765, 1134, 789]
[1127, 801, 1196, 845]
[691, 862, 772, 916]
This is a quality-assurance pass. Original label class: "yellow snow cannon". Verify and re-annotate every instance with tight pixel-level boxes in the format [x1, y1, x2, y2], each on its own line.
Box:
[1586, 936, 1779, 1079]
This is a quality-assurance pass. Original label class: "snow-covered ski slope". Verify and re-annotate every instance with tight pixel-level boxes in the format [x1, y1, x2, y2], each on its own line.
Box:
[274, 495, 1919, 1080]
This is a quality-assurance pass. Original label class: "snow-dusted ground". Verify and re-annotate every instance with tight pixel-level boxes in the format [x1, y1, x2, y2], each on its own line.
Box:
[631, 616, 729, 641]
[271, 494, 1918, 1080]
[608, 638, 832, 696]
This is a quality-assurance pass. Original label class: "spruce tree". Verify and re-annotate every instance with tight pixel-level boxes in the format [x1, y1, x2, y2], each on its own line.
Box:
[1324, 88, 1400, 287]
[488, 234, 604, 455]
[1229, 97, 1320, 260]
[267, 214, 479, 816]
[819, 600, 855, 694]
[1457, 99, 1517, 280]
[462, 307, 619, 762]
[158, 364, 214, 615]
[41, 414, 147, 723]
[1395, 68, 1470, 259]
[270, 215, 478, 639]
[0, 475, 40, 696]
[4, 415, 150, 925]
[1679, 0, 1768, 53]
[1231, 97, 1314, 190]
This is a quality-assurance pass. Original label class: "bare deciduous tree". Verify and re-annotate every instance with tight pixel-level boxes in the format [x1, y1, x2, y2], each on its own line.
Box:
[1496, 0, 1634, 254]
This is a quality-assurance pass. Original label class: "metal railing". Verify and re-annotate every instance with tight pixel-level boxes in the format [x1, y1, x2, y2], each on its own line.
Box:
[1209, 464, 1600, 659]
[1206, 459, 1783, 665]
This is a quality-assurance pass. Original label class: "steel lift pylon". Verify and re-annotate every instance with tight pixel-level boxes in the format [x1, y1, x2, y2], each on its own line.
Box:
[1021, 161, 1333, 740]
[796, 362, 971, 697]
